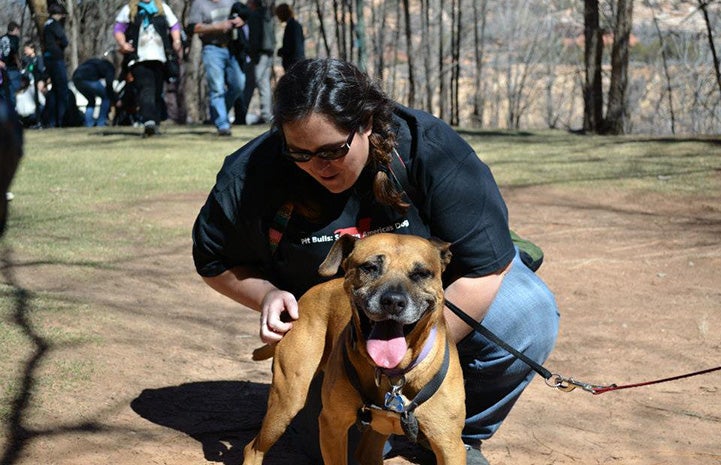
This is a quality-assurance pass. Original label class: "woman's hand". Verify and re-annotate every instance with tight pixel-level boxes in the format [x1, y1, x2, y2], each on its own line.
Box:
[118, 40, 135, 54]
[259, 289, 299, 344]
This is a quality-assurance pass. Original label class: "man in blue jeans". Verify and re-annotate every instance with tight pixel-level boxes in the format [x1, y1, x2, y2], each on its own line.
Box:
[188, 0, 245, 137]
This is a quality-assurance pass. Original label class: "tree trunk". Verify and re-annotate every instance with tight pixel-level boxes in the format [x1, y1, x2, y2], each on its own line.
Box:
[314, 0, 331, 56]
[401, 0, 415, 107]
[26, 0, 49, 43]
[450, 0, 461, 125]
[605, 0, 633, 134]
[471, 0, 488, 127]
[438, 0, 446, 119]
[652, 6, 675, 134]
[422, 0, 432, 112]
[698, 0, 721, 99]
[67, 0, 79, 73]
[583, 0, 603, 133]
[355, 0, 366, 71]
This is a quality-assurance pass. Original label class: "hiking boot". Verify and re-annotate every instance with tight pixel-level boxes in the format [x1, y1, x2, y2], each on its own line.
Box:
[465, 443, 490, 465]
[143, 121, 159, 138]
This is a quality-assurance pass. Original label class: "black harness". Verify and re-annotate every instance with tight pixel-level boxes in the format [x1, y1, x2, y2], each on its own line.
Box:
[341, 329, 451, 443]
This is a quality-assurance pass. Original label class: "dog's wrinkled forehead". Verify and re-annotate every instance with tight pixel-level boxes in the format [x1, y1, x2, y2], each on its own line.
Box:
[318, 233, 451, 278]
[350, 241, 437, 272]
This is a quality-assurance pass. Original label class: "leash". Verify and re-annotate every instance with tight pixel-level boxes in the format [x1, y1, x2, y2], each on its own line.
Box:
[445, 299, 721, 395]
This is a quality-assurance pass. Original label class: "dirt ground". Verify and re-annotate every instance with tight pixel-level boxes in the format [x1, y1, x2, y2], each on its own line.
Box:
[2, 184, 720, 465]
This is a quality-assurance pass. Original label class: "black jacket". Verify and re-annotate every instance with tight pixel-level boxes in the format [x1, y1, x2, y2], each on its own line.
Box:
[72, 58, 117, 101]
[42, 19, 68, 60]
[278, 18, 304, 71]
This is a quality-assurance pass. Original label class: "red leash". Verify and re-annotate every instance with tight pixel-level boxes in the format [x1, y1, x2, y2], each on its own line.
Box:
[547, 366, 721, 395]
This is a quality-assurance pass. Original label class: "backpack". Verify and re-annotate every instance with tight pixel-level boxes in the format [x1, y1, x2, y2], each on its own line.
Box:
[388, 149, 545, 272]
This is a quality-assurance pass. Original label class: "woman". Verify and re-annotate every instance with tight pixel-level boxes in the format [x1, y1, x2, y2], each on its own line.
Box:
[274, 3, 305, 72]
[192, 58, 559, 465]
[114, 0, 182, 137]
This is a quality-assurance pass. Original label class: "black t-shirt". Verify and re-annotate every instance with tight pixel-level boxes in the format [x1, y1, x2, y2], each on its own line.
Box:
[192, 105, 515, 298]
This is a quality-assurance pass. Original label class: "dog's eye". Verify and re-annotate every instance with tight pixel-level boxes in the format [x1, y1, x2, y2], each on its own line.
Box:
[410, 268, 433, 281]
[359, 262, 380, 274]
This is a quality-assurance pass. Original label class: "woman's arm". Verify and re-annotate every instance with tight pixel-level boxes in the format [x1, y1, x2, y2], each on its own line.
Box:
[202, 266, 299, 344]
[443, 263, 511, 344]
[113, 24, 135, 54]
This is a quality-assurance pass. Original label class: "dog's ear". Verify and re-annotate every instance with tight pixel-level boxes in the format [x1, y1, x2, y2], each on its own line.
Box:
[318, 234, 359, 277]
[429, 237, 452, 271]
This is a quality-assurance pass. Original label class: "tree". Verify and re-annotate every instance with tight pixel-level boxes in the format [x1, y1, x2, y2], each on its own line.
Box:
[583, 0, 603, 132]
[698, 0, 721, 99]
[605, 0, 633, 134]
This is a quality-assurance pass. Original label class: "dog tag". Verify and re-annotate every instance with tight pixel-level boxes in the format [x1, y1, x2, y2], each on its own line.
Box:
[384, 383, 408, 413]
[384, 391, 406, 413]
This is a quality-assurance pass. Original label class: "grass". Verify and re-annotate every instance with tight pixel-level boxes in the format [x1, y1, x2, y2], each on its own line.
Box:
[1, 123, 720, 425]
[7, 126, 721, 264]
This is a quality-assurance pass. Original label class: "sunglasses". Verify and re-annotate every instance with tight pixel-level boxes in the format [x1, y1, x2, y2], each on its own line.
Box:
[282, 129, 356, 163]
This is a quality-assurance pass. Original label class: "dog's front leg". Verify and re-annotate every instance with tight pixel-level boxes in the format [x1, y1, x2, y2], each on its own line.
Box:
[318, 403, 357, 465]
[243, 328, 327, 464]
[355, 429, 388, 465]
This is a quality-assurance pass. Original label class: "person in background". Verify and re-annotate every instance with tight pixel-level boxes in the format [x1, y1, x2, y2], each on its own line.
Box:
[15, 73, 45, 127]
[274, 3, 304, 72]
[0, 21, 22, 109]
[245, 0, 274, 124]
[71, 58, 116, 127]
[188, 0, 245, 137]
[21, 43, 46, 127]
[114, 0, 183, 137]
[43, 3, 69, 128]
[229, 1, 252, 125]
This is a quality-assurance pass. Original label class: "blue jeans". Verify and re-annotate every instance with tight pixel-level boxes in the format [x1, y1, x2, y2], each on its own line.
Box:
[288, 248, 560, 459]
[253, 53, 273, 121]
[5, 69, 22, 109]
[201, 45, 244, 131]
[457, 248, 559, 445]
[73, 78, 110, 127]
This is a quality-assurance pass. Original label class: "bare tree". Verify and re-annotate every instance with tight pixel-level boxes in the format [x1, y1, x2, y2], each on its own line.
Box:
[604, 0, 633, 134]
[583, 0, 603, 132]
[400, 0, 415, 107]
[471, 0, 488, 127]
[651, 2, 676, 134]
[698, 0, 721, 98]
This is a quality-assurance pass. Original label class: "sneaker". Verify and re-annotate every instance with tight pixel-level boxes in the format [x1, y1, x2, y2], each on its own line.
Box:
[143, 121, 159, 137]
[465, 444, 490, 465]
[217, 128, 232, 137]
[6, 192, 14, 201]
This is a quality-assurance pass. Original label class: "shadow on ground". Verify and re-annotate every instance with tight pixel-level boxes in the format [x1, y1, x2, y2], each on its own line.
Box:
[131, 381, 269, 464]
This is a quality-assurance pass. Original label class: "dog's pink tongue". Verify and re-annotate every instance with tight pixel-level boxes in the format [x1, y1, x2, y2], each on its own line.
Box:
[367, 321, 407, 369]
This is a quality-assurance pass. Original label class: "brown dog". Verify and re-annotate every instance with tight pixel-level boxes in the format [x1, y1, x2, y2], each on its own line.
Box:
[242, 233, 466, 465]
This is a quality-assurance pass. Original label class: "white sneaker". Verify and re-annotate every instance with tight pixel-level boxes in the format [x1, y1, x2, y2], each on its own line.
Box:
[6, 192, 14, 201]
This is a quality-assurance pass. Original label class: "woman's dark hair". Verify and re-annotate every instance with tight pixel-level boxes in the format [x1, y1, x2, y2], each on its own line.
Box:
[273, 58, 408, 213]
